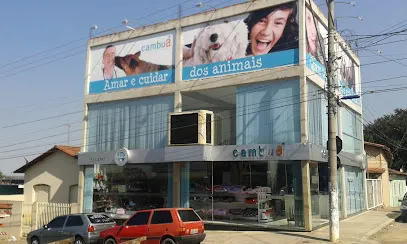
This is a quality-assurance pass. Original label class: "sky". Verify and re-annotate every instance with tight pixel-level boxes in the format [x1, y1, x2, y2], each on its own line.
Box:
[0, 0, 406, 175]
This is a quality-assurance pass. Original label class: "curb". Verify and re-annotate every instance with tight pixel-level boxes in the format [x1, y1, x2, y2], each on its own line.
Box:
[360, 213, 400, 241]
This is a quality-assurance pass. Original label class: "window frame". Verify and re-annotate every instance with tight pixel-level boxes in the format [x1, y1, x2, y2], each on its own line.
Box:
[47, 216, 67, 229]
[65, 215, 84, 227]
[150, 210, 173, 225]
[126, 211, 151, 226]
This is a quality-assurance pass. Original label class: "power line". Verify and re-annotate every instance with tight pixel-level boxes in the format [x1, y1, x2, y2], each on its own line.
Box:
[0, 85, 403, 158]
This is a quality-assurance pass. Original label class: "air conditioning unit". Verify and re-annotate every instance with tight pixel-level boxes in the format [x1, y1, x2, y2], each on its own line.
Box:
[168, 110, 214, 146]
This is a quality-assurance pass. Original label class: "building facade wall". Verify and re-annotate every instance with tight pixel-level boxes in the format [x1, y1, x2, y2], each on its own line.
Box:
[78, 0, 364, 231]
[24, 152, 79, 204]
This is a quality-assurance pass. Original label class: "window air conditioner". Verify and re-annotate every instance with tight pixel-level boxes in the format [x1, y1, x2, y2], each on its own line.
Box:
[168, 110, 214, 146]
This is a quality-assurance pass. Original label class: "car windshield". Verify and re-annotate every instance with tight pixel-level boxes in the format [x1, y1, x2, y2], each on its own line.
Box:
[87, 214, 115, 224]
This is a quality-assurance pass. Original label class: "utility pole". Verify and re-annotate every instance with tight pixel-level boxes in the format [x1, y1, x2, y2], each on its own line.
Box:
[327, 0, 340, 242]
[67, 124, 71, 145]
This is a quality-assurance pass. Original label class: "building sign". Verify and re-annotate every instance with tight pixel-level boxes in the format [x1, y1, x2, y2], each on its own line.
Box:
[88, 31, 175, 95]
[182, 2, 299, 81]
[232, 145, 283, 158]
[114, 148, 130, 166]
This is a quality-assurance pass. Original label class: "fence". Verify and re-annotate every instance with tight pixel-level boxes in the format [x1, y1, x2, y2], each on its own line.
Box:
[22, 202, 73, 236]
[367, 179, 383, 209]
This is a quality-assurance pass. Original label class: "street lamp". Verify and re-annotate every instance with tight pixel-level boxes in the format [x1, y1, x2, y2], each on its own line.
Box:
[122, 19, 136, 31]
[336, 1, 356, 6]
[89, 25, 98, 39]
[196, 2, 216, 10]
[335, 16, 363, 29]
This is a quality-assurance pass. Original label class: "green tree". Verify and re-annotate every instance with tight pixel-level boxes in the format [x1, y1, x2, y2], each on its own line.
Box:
[364, 108, 407, 170]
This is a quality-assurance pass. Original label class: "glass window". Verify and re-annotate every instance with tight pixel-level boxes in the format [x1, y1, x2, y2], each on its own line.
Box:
[65, 216, 84, 227]
[87, 214, 115, 224]
[236, 80, 301, 145]
[92, 163, 168, 217]
[189, 161, 304, 229]
[48, 216, 67, 228]
[87, 95, 174, 152]
[127, 212, 151, 226]
[150, 210, 173, 224]
[178, 210, 201, 222]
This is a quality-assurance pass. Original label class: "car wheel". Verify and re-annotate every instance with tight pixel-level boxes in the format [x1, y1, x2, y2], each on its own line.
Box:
[161, 237, 176, 244]
[74, 236, 85, 244]
[31, 237, 40, 244]
[104, 238, 117, 244]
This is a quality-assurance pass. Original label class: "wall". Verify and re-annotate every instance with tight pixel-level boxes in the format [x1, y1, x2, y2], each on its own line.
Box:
[0, 195, 23, 201]
[0, 201, 23, 239]
[24, 151, 79, 204]
[365, 145, 391, 207]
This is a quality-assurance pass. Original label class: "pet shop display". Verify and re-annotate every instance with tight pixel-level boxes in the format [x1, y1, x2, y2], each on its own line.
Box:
[190, 183, 280, 224]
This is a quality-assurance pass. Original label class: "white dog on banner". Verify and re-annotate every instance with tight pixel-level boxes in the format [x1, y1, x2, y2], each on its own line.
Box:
[183, 20, 249, 66]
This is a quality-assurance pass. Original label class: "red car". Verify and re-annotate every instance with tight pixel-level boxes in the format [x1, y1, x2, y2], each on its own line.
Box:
[99, 208, 206, 244]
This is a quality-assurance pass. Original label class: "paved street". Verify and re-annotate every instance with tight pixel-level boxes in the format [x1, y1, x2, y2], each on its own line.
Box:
[7, 208, 402, 244]
[370, 219, 407, 244]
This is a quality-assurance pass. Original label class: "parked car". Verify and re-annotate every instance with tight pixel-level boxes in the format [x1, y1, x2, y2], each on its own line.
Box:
[27, 213, 117, 244]
[98, 208, 206, 244]
[399, 192, 407, 222]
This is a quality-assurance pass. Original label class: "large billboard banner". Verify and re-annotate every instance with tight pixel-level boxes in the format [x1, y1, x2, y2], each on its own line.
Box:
[336, 43, 360, 105]
[182, 2, 299, 81]
[305, 7, 328, 80]
[88, 31, 175, 95]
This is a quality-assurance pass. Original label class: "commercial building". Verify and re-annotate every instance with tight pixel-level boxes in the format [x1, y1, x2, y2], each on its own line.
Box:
[77, 0, 366, 231]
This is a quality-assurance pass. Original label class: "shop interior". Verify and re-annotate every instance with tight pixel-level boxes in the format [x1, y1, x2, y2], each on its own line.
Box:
[188, 160, 305, 229]
[92, 163, 169, 219]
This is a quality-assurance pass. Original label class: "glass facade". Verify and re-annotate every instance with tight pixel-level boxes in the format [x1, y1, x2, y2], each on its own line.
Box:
[86, 95, 174, 152]
[91, 163, 169, 221]
[341, 106, 363, 155]
[307, 81, 328, 147]
[188, 161, 304, 229]
[236, 80, 301, 145]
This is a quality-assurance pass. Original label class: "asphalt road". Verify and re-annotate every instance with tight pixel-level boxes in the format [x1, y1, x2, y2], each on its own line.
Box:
[370, 218, 407, 244]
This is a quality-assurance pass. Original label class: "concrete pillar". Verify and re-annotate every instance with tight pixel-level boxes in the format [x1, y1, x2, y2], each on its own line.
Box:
[172, 162, 181, 207]
[340, 166, 347, 219]
[77, 166, 85, 213]
[175, 18, 183, 83]
[180, 162, 190, 208]
[171, 84, 183, 207]
[298, 0, 308, 144]
[302, 161, 312, 231]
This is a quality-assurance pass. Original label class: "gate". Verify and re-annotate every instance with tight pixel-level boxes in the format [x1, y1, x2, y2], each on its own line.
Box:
[21, 202, 72, 236]
[367, 179, 383, 209]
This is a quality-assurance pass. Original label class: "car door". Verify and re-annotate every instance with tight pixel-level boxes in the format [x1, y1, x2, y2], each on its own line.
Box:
[117, 211, 151, 242]
[40, 215, 67, 243]
[62, 215, 85, 240]
[146, 210, 175, 244]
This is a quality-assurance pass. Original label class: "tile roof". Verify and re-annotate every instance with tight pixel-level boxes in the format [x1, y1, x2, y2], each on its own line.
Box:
[55, 145, 80, 157]
[13, 145, 80, 174]
[389, 168, 407, 176]
[367, 167, 386, 174]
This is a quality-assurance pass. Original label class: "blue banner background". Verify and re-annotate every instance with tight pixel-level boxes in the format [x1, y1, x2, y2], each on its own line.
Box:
[89, 69, 175, 95]
[182, 49, 299, 81]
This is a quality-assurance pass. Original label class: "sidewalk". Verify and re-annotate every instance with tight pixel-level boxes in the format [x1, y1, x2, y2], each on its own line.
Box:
[202, 208, 400, 244]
